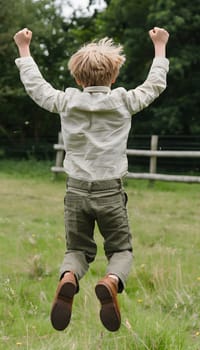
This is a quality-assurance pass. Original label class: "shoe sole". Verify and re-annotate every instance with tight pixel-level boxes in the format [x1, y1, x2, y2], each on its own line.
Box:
[95, 284, 121, 332]
[51, 281, 76, 331]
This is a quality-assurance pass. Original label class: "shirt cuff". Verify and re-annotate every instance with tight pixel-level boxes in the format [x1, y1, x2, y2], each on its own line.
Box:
[152, 57, 169, 72]
[15, 56, 35, 68]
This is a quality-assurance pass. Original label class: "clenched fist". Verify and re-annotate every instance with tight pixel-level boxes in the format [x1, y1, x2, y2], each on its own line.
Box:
[14, 28, 32, 48]
[149, 27, 169, 45]
[13, 28, 32, 57]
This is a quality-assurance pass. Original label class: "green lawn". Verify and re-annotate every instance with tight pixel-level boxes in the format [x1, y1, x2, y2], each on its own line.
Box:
[0, 160, 200, 350]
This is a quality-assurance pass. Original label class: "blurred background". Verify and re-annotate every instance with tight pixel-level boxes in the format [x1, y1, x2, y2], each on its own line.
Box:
[0, 0, 199, 174]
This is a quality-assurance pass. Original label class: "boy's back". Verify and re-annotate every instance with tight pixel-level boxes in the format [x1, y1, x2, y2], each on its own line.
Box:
[15, 51, 168, 180]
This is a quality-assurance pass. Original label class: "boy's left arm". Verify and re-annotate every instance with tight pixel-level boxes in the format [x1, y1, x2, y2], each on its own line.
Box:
[14, 28, 66, 113]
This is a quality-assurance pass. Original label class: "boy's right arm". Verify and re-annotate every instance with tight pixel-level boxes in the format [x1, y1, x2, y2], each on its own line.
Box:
[126, 27, 169, 115]
[14, 28, 66, 113]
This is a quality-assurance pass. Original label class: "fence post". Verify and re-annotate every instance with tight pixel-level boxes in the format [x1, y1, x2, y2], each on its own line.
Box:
[149, 135, 158, 185]
[56, 132, 64, 166]
[53, 132, 64, 179]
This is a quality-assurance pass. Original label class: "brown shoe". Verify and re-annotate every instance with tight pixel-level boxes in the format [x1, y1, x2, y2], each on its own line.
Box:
[50, 272, 77, 331]
[95, 275, 121, 332]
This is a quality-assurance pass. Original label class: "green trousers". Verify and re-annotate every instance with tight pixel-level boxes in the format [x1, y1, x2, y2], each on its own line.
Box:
[60, 177, 133, 292]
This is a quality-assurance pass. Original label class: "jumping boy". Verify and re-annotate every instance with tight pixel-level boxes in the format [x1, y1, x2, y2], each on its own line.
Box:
[14, 27, 169, 332]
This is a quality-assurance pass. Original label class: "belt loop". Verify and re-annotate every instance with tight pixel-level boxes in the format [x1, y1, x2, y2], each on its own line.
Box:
[88, 181, 92, 192]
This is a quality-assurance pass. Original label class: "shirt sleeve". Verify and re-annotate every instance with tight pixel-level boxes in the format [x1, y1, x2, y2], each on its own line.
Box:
[15, 56, 68, 113]
[126, 57, 169, 115]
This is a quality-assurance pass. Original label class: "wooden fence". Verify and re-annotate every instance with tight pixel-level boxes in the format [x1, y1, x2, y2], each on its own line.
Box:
[51, 133, 200, 183]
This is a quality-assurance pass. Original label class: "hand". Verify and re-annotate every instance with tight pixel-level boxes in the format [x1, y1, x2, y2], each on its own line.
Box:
[14, 28, 32, 48]
[13, 28, 32, 57]
[149, 27, 169, 57]
[149, 27, 169, 46]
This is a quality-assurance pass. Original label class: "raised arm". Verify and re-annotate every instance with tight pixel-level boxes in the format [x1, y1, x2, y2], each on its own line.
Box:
[126, 27, 169, 115]
[13, 28, 67, 114]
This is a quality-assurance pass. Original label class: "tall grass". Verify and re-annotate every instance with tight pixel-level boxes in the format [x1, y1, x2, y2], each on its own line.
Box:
[0, 160, 200, 349]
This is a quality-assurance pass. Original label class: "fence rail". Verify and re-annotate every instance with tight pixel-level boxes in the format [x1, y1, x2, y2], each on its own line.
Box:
[51, 133, 200, 183]
[127, 149, 200, 158]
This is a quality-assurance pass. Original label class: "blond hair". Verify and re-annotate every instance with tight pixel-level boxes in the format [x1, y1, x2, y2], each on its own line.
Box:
[68, 37, 126, 87]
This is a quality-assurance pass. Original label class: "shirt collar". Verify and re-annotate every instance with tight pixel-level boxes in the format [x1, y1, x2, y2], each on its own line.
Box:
[83, 86, 111, 93]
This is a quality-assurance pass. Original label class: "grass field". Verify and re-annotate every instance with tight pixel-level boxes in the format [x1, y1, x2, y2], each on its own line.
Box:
[0, 160, 200, 350]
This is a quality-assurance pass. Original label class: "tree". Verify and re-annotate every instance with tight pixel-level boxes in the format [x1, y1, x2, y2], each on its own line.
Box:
[95, 0, 200, 135]
[1, 0, 199, 160]
[0, 0, 103, 157]
[0, 0, 83, 156]
[148, 0, 200, 134]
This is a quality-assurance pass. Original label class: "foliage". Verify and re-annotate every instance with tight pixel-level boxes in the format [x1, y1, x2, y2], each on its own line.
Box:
[95, 0, 200, 135]
[0, 0, 199, 159]
[148, 0, 200, 135]
[0, 0, 96, 151]
[0, 0, 62, 149]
